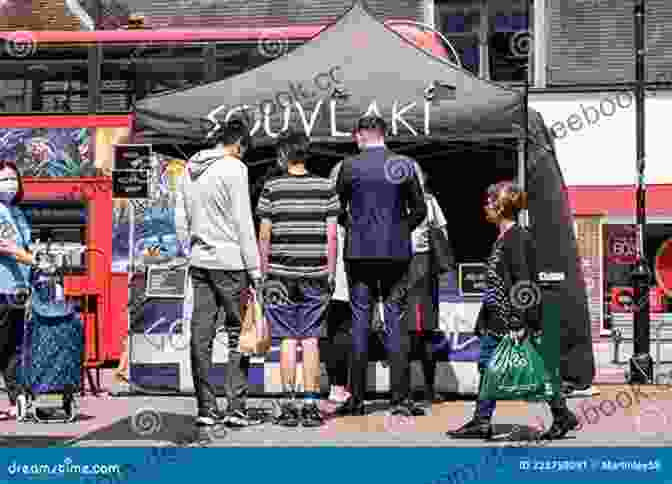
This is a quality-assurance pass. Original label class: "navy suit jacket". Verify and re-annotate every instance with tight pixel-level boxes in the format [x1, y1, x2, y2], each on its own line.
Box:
[335, 147, 427, 262]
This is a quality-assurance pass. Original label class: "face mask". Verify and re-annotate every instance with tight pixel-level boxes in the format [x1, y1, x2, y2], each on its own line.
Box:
[0, 178, 18, 204]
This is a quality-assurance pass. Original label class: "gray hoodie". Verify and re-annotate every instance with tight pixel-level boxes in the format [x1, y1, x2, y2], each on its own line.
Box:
[175, 147, 260, 279]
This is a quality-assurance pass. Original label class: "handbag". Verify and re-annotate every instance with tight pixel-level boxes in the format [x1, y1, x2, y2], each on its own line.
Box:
[237, 288, 272, 355]
[427, 196, 455, 274]
[478, 335, 555, 401]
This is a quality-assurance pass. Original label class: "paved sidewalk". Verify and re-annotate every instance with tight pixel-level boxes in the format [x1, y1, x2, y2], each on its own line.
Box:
[2, 379, 672, 447]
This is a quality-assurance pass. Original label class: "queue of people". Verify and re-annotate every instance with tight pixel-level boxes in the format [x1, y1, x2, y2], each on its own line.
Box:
[173, 114, 581, 440]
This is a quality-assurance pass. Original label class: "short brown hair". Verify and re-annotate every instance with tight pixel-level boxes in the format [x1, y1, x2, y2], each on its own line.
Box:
[486, 180, 527, 220]
[0, 161, 24, 205]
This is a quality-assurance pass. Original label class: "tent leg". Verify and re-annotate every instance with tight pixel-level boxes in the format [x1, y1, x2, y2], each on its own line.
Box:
[517, 138, 529, 227]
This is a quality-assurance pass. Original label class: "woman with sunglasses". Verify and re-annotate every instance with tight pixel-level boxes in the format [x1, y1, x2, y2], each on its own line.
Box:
[0, 161, 34, 420]
[447, 180, 578, 441]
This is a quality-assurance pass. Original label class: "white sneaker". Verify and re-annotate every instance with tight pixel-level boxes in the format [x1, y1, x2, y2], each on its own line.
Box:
[329, 387, 351, 404]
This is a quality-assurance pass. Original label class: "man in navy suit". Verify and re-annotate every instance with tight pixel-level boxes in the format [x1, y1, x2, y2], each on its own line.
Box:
[334, 115, 427, 416]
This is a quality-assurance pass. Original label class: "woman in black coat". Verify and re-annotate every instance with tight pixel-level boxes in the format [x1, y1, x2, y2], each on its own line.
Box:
[447, 181, 579, 441]
[406, 171, 450, 403]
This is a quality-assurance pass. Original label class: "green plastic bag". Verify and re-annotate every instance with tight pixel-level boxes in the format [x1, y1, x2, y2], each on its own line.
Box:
[479, 335, 555, 401]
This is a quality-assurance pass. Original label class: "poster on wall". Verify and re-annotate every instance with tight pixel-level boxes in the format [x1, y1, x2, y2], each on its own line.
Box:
[606, 224, 637, 265]
[604, 224, 672, 313]
[111, 154, 185, 273]
[0, 128, 95, 176]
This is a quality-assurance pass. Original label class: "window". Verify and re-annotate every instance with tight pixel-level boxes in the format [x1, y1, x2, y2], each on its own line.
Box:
[435, 0, 532, 83]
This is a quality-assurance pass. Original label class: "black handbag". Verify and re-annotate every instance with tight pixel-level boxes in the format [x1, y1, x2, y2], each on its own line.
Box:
[427, 196, 455, 274]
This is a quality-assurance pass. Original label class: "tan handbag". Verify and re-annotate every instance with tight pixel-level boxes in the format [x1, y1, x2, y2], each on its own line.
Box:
[238, 289, 272, 355]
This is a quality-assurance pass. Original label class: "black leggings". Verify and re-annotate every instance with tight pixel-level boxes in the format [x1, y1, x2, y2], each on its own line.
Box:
[410, 332, 436, 390]
[0, 303, 24, 406]
[324, 301, 352, 388]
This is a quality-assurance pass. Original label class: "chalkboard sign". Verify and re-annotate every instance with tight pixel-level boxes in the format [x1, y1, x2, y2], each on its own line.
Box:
[112, 170, 150, 199]
[145, 265, 188, 298]
[458, 263, 487, 297]
[113, 144, 151, 199]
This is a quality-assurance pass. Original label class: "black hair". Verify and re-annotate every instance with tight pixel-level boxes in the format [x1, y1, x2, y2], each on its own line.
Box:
[276, 129, 310, 163]
[355, 115, 387, 135]
[208, 117, 252, 152]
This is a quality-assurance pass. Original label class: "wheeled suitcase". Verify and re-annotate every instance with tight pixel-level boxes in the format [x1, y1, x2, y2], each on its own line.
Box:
[16, 273, 83, 423]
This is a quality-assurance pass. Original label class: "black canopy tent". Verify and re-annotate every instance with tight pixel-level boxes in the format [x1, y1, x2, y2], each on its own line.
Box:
[134, 0, 595, 387]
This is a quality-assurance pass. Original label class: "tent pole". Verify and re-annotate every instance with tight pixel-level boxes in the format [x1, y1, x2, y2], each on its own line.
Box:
[629, 0, 653, 384]
[517, 139, 527, 228]
[519, 0, 530, 229]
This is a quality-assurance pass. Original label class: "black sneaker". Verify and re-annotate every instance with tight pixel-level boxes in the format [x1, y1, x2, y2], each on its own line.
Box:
[196, 409, 227, 426]
[224, 408, 262, 428]
[301, 402, 324, 427]
[391, 400, 425, 417]
[446, 418, 493, 439]
[275, 403, 300, 427]
[561, 381, 599, 397]
[541, 409, 580, 440]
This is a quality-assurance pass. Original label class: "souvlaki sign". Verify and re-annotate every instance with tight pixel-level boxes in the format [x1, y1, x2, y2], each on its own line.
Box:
[205, 65, 435, 137]
[206, 98, 435, 138]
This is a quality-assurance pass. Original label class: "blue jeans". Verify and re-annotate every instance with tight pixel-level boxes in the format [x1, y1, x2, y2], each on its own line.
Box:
[476, 334, 500, 419]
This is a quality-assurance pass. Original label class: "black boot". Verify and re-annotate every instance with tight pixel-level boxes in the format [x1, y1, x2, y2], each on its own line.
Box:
[334, 398, 366, 416]
[446, 415, 493, 439]
[541, 400, 579, 440]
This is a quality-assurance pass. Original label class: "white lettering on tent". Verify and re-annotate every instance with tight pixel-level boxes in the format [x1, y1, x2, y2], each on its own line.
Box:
[424, 101, 431, 136]
[329, 100, 349, 137]
[392, 101, 417, 136]
[363, 101, 382, 119]
[295, 99, 324, 137]
[264, 106, 292, 138]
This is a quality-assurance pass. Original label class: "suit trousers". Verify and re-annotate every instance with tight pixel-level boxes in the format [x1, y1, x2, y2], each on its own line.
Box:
[346, 260, 411, 405]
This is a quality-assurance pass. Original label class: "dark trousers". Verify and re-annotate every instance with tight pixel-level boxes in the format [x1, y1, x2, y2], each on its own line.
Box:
[0, 302, 24, 406]
[324, 300, 352, 388]
[476, 334, 567, 419]
[346, 261, 411, 405]
[190, 267, 250, 414]
[410, 332, 436, 391]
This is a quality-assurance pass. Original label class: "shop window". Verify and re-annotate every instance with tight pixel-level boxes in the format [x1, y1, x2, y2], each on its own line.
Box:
[0, 43, 89, 113]
[604, 223, 672, 314]
[435, 0, 532, 83]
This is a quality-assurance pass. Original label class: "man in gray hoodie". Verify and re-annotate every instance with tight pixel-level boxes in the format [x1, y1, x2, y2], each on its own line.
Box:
[175, 118, 262, 428]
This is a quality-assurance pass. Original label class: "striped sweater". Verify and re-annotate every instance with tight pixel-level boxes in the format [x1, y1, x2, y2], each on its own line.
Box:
[256, 172, 341, 279]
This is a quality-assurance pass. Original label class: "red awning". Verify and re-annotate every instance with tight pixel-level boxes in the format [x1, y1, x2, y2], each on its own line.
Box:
[567, 185, 672, 216]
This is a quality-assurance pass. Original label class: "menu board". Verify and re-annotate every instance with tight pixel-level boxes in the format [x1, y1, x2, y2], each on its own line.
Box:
[145, 265, 188, 299]
[113, 144, 151, 199]
[458, 263, 487, 297]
